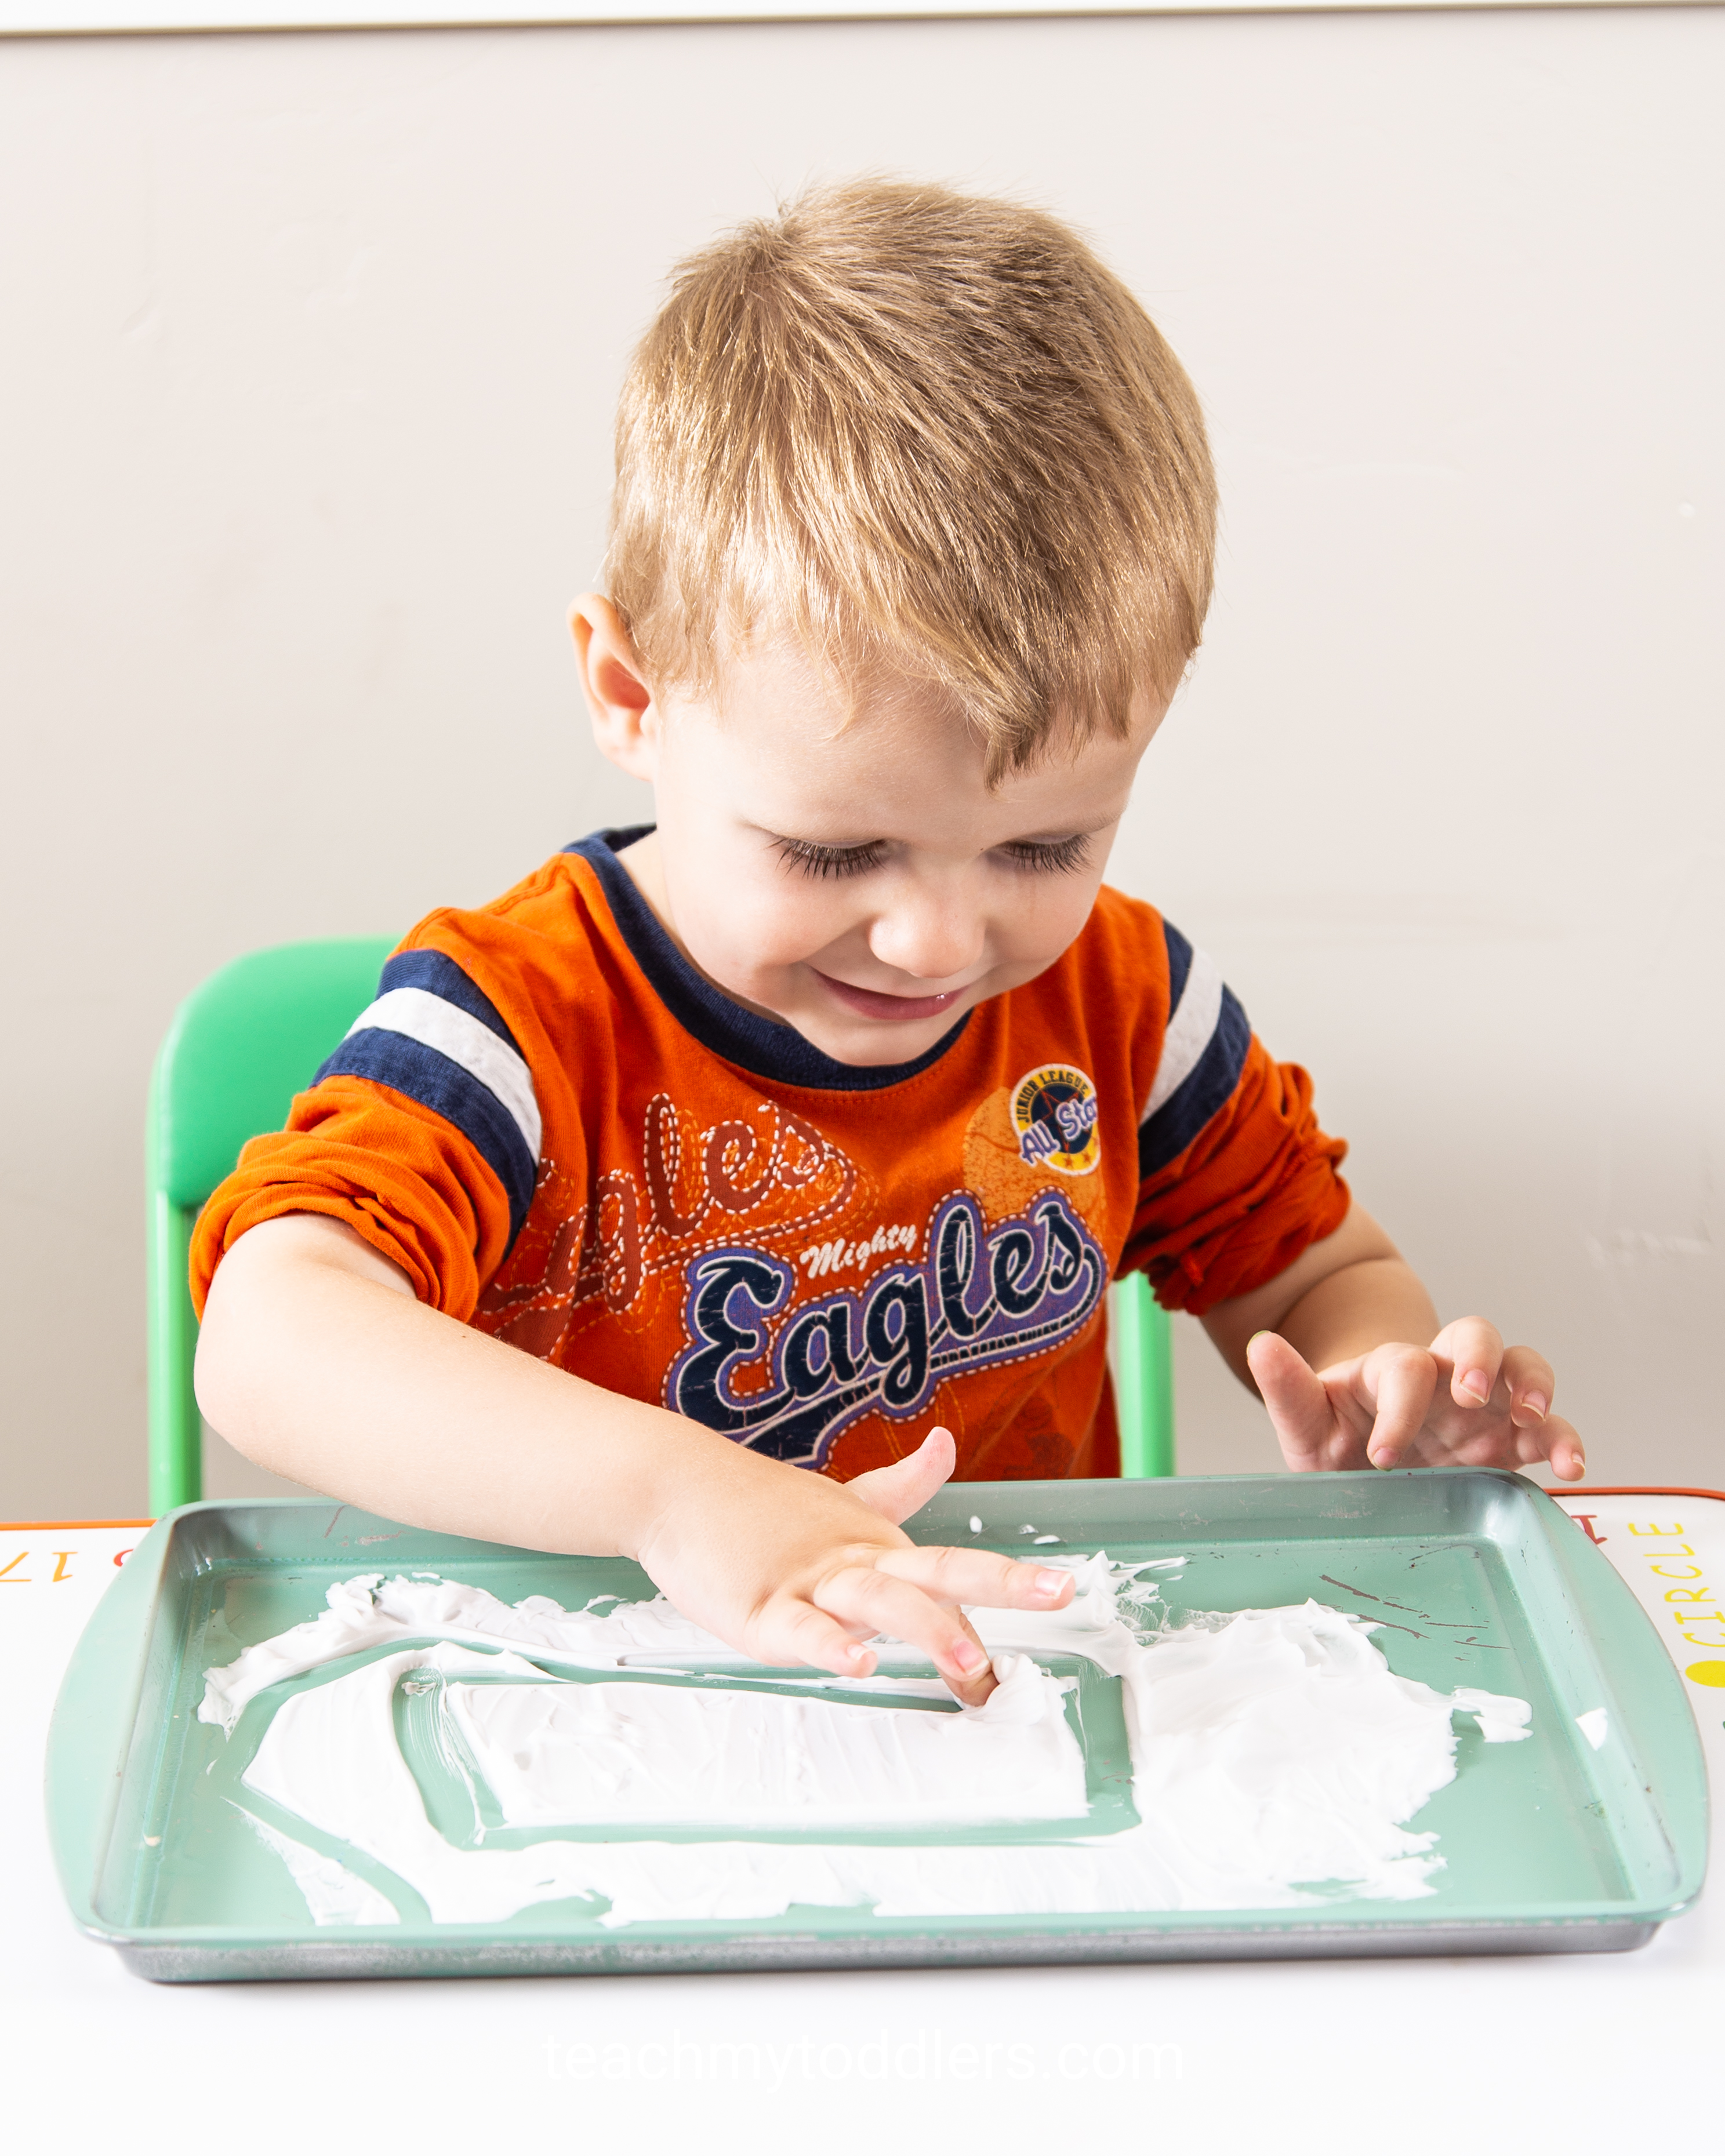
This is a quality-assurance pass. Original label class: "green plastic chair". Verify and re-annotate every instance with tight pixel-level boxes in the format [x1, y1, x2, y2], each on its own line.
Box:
[146, 937, 398, 1514]
[146, 938, 1176, 1512]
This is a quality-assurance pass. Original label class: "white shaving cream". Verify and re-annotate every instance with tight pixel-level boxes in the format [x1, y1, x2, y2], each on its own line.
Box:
[445, 1651, 1083, 1830]
[235, 1809, 400, 1926]
[204, 1557, 1533, 1929]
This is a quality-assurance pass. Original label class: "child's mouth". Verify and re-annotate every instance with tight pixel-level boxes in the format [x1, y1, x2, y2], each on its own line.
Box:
[812, 971, 967, 1023]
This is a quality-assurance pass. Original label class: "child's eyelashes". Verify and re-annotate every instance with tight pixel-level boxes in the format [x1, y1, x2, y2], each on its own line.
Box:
[772, 836, 888, 879]
[769, 834, 1093, 879]
[998, 835, 1091, 875]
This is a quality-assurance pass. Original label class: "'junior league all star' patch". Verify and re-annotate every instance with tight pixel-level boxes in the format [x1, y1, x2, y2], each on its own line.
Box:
[1010, 1063, 1101, 1175]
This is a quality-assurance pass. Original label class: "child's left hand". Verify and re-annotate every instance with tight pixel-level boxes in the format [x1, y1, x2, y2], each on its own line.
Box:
[1247, 1319, 1585, 1481]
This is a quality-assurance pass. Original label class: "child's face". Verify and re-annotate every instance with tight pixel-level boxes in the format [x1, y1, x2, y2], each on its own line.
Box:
[582, 610, 1167, 1067]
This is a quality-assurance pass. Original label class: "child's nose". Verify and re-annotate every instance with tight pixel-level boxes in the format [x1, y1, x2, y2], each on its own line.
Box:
[865, 895, 985, 984]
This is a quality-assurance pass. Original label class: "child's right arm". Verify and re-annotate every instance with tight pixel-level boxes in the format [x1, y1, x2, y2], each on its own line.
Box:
[194, 1213, 1073, 1702]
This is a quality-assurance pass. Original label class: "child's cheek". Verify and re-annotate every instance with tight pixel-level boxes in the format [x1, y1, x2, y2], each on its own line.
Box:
[687, 890, 822, 995]
[1002, 877, 1103, 968]
[738, 878, 849, 961]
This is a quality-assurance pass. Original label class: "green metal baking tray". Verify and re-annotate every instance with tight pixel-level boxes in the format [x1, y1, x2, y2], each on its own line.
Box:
[46, 1470, 1708, 1982]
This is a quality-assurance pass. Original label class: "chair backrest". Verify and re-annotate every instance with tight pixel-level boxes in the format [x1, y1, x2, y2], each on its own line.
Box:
[144, 934, 1174, 1510]
[146, 938, 397, 1513]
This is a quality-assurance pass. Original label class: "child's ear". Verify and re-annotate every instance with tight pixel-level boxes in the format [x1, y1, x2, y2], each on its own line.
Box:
[570, 595, 659, 781]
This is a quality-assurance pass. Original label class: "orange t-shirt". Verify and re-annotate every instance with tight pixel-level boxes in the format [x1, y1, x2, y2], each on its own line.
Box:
[191, 831, 1348, 1482]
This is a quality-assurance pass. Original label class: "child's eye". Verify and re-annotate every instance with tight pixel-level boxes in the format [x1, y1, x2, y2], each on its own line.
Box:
[772, 836, 888, 879]
[999, 835, 1091, 875]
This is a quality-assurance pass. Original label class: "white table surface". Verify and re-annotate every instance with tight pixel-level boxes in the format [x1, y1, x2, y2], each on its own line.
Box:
[7, 1490, 1721, 2152]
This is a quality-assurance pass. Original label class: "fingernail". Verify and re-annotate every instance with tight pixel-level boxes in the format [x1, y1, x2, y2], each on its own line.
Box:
[1370, 1448, 1396, 1470]
[1521, 1391, 1549, 1423]
[1034, 1570, 1069, 1597]
[954, 1641, 988, 1677]
[1462, 1369, 1492, 1404]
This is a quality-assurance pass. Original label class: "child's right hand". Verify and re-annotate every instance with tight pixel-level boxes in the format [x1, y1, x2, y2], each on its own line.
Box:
[633, 1426, 1074, 1705]
[195, 1217, 1070, 1707]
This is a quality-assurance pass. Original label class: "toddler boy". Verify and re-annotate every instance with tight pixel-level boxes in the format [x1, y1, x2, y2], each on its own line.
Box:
[193, 180, 1581, 1704]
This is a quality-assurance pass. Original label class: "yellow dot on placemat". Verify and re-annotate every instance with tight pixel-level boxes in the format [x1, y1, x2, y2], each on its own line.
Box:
[1684, 1660, 1725, 1688]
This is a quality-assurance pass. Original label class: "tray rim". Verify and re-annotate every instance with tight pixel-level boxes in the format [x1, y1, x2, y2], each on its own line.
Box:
[112, 1914, 1663, 1984]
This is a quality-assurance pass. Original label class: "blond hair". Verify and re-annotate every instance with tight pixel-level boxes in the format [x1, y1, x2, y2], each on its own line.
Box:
[606, 179, 1216, 775]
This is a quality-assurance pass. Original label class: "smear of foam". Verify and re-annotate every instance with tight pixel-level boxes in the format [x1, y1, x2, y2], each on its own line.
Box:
[235, 1808, 400, 1926]
[198, 1573, 741, 1735]
[207, 1558, 1534, 1930]
[1454, 1687, 1534, 1744]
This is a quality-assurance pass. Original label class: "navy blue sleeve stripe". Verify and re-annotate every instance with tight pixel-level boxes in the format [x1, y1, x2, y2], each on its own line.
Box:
[378, 948, 520, 1053]
[314, 1033, 538, 1246]
[1137, 987, 1252, 1180]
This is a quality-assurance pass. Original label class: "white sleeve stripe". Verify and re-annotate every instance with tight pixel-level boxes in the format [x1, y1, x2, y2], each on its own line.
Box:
[1142, 947, 1225, 1122]
[346, 987, 543, 1163]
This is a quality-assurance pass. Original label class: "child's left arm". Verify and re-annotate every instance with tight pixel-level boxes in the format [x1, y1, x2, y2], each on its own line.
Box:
[1201, 1203, 1585, 1482]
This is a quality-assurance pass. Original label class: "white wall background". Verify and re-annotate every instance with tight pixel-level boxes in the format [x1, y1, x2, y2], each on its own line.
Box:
[1, 6, 1720, 1515]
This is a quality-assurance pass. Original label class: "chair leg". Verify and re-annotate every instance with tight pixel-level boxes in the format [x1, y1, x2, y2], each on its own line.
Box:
[146, 1196, 202, 1514]
[1114, 1273, 1176, 1478]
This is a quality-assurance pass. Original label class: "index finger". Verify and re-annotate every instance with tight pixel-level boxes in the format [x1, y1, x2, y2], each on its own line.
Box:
[1361, 1343, 1437, 1469]
[873, 1544, 1076, 1612]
